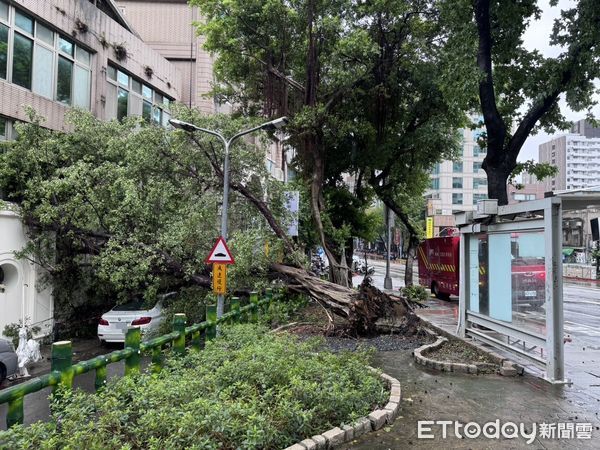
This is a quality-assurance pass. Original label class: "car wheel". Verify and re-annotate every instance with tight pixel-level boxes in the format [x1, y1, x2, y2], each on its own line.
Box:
[432, 282, 449, 300]
[0, 363, 6, 385]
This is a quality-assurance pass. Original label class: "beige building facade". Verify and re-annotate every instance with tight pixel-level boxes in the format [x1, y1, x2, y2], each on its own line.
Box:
[0, 0, 183, 139]
[114, 0, 215, 114]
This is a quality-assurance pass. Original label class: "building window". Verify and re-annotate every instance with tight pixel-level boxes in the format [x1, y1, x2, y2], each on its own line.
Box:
[473, 177, 487, 189]
[0, 116, 16, 141]
[0, 22, 8, 79]
[12, 31, 33, 88]
[513, 193, 536, 202]
[0, 116, 6, 140]
[452, 177, 463, 189]
[452, 193, 463, 205]
[431, 178, 440, 190]
[473, 162, 483, 172]
[453, 161, 463, 173]
[107, 63, 172, 125]
[0, 1, 7, 21]
[473, 193, 487, 203]
[0, 3, 91, 107]
[473, 145, 486, 157]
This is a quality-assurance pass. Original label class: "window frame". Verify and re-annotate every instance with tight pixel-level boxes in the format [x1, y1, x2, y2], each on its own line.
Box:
[0, 115, 16, 141]
[0, 3, 92, 107]
[0, 4, 9, 80]
[107, 63, 172, 125]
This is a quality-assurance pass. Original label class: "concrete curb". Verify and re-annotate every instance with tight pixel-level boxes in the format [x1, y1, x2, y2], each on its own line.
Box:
[412, 331, 522, 376]
[283, 367, 402, 450]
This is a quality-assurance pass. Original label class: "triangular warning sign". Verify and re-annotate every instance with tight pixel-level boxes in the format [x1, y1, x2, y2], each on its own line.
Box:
[205, 236, 235, 264]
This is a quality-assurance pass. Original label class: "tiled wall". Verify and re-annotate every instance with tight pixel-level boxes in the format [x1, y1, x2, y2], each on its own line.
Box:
[0, 0, 182, 130]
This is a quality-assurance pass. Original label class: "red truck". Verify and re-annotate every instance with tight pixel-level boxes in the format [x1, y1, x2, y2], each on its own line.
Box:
[418, 237, 460, 299]
[418, 236, 546, 308]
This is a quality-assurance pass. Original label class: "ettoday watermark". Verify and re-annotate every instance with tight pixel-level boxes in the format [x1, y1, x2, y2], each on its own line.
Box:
[417, 420, 593, 444]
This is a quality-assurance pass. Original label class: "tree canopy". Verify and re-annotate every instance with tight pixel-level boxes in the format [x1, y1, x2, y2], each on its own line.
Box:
[441, 0, 600, 204]
[193, 0, 467, 284]
[0, 109, 289, 321]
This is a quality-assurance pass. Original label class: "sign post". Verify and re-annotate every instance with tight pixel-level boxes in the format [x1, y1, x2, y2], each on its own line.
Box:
[205, 237, 235, 313]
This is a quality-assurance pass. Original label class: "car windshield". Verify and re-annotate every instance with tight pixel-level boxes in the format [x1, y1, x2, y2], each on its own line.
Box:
[112, 301, 151, 312]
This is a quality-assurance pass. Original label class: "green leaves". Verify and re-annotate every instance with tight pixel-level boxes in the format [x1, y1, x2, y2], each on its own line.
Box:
[0, 109, 290, 319]
[0, 325, 387, 449]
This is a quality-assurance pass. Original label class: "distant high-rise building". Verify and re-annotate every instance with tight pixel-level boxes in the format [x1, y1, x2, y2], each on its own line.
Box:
[571, 119, 600, 139]
[539, 130, 600, 192]
[425, 117, 488, 235]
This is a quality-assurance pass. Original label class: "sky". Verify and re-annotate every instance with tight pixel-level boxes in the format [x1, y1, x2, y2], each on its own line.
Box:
[518, 0, 599, 161]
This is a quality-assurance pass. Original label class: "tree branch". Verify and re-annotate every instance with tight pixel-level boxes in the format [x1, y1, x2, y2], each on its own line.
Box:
[473, 0, 506, 158]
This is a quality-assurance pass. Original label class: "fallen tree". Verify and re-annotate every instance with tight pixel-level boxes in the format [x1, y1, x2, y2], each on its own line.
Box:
[271, 264, 423, 336]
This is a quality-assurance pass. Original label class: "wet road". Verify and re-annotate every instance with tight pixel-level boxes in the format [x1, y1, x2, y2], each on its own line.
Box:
[361, 259, 600, 345]
[349, 260, 600, 449]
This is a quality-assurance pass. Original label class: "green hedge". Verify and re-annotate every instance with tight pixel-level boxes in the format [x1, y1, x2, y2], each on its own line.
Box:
[0, 325, 387, 449]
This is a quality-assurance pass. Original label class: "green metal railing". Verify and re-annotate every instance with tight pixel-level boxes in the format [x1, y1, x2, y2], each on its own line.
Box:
[0, 290, 274, 429]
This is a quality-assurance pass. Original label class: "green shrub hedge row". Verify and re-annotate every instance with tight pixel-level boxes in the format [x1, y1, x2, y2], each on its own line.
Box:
[0, 325, 387, 449]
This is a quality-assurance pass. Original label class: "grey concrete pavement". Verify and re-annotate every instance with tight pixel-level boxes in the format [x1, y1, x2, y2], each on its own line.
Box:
[348, 259, 600, 448]
[339, 351, 600, 449]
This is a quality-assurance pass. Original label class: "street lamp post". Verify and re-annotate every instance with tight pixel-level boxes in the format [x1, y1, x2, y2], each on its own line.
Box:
[383, 205, 393, 290]
[169, 117, 288, 318]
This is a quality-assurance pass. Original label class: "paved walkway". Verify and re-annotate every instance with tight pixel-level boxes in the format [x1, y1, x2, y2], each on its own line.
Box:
[340, 296, 600, 449]
[339, 351, 599, 449]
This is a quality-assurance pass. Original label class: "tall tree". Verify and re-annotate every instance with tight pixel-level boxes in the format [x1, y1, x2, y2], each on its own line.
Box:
[194, 0, 465, 285]
[443, 0, 600, 204]
[331, 0, 465, 284]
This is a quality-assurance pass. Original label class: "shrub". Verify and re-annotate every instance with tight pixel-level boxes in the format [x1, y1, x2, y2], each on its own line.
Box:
[401, 284, 429, 303]
[2, 320, 41, 347]
[259, 292, 310, 327]
[157, 286, 211, 335]
[0, 324, 387, 450]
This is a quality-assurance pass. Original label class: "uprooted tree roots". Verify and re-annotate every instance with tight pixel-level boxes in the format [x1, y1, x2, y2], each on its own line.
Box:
[271, 263, 424, 336]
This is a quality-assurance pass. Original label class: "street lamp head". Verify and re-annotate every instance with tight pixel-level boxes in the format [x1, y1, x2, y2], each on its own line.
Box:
[260, 116, 289, 132]
[168, 118, 201, 133]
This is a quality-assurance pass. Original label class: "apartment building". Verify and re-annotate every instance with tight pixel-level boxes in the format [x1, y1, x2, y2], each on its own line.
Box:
[0, 0, 186, 337]
[0, 0, 184, 140]
[425, 118, 488, 235]
[539, 133, 600, 192]
[114, 0, 292, 182]
[114, 0, 215, 114]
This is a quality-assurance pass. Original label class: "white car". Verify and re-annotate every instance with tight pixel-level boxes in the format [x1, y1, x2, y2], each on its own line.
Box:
[97, 293, 176, 344]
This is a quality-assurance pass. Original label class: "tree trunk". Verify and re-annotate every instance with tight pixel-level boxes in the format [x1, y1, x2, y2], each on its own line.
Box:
[404, 236, 418, 287]
[302, 0, 348, 287]
[271, 263, 422, 335]
[485, 165, 510, 206]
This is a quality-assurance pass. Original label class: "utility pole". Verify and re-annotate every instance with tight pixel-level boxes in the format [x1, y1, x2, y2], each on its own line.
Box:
[384, 204, 393, 290]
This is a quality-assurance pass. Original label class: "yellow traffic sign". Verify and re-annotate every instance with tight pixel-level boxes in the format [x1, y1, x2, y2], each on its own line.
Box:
[212, 263, 227, 294]
[426, 217, 434, 239]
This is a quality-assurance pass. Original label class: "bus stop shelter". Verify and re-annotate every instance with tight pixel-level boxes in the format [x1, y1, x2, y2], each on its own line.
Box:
[456, 189, 600, 383]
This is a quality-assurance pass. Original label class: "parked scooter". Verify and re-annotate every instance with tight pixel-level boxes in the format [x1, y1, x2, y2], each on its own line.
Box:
[352, 256, 374, 275]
